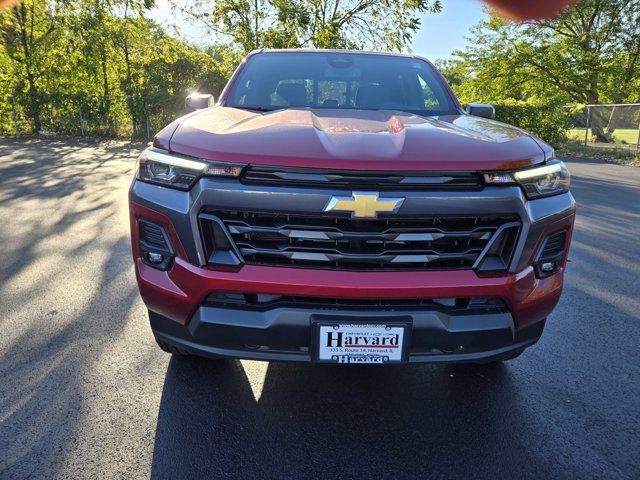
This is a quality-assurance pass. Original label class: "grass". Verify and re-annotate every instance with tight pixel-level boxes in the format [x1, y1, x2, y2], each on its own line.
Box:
[559, 139, 639, 166]
[568, 128, 640, 146]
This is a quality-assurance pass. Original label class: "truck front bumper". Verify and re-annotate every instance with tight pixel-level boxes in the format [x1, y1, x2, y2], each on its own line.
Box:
[136, 252, 565, 363]
[149, 302, 546, 364]
[130, 178, 575, 364]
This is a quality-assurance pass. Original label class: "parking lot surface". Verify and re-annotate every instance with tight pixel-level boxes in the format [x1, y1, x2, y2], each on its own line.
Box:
[0, 139, 638, 479]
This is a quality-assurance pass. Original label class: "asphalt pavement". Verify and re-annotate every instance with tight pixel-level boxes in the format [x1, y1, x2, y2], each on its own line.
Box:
[0, 138, 638, 479]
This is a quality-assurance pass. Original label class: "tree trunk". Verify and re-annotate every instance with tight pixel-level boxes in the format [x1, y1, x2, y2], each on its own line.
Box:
[122, 0, 138, 138]
[585, 91, 614, 143]
[26, 71, 41, 133]
[123, 36, 137, 137]
[17, 3, 41, 133]
[99, 43, 113, 135]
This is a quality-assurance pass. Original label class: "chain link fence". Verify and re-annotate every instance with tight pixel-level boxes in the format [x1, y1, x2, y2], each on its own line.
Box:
[568, 103, 640, 154]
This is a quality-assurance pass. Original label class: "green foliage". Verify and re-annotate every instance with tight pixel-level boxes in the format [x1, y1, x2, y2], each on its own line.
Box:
[187, 0, 442, 53]
[444, 1, 640, 106]
[438, 0, 640, 146]
[0, 0, 233, 137]
[0, 0, 71, 132]
[492, 100, 574, 147]
[0, 0, 447, 137]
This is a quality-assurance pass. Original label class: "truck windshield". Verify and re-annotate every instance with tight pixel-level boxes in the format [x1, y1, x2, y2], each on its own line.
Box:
[224, 52, 458, 117]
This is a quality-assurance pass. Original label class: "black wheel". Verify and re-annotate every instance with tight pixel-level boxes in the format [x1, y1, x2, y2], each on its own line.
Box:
[155, 337, 190, 356]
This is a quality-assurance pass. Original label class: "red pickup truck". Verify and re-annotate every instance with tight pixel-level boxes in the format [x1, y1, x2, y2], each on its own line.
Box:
[129, 49, 575, 365]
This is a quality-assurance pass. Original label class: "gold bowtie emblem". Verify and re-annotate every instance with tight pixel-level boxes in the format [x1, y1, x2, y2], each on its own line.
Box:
[323, 192, 405, 219]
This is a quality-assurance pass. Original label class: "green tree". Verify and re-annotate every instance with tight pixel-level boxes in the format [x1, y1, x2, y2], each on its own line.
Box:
[275, 0, 443, 50]
[0, 0, 235, 137]
[443, 1, 640, 105]
[183, 0, 442, 52]
[70, 1, 123, 134]
[0, 0, 69, 132]
[440, 0, 640, 142]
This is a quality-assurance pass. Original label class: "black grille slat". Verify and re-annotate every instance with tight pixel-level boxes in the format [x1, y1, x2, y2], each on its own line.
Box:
[235, 243, 485, 257]
[228, 223, 495, 240]
[540, 231, 567, 260]
[226, 214, 496, 232]
[237, 247, 480, 263]
[204, 293, 508, 312]
[201, 211, 519, 271]
[139, 221, 170, 252]
[242, 166, 482, 190]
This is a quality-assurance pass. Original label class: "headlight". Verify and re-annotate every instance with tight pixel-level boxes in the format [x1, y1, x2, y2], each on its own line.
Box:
[136, 148, 245, 189]
[483, 160, 570, 199]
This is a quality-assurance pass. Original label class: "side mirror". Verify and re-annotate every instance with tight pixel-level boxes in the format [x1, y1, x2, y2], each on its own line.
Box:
[466, 103, 495, 120]
[185, 93, 215, 112]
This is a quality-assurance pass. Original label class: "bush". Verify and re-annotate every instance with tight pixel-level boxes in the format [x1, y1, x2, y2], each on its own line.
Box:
[492, 100, 573, 147]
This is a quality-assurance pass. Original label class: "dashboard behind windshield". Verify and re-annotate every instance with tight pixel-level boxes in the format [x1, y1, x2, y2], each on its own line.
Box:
[224, 52, 459, 116]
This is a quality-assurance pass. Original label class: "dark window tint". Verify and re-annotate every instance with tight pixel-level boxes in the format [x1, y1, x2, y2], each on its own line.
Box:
[226, 52, 457, 116]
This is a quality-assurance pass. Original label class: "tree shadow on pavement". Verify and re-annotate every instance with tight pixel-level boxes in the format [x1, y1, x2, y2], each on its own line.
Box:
[0, 236, 140, 477]
[0, 138, 146, 478]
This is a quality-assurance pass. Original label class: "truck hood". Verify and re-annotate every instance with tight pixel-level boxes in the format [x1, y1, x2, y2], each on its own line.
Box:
[163, 107, 547, 171]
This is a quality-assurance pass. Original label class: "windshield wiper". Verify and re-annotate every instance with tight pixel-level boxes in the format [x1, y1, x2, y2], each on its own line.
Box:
[231, 105, 279, 112]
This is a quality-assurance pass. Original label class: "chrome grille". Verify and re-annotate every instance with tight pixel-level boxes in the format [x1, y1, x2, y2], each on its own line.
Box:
[201, 211, 520, 271]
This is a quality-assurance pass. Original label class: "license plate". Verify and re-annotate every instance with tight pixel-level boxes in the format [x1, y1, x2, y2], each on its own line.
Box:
[316, 323, 407, 364]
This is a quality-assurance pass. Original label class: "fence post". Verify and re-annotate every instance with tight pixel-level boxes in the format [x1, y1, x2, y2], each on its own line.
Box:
[79, 107, 85, 137]
[145, 115, 151, 140]
[636, 120, 640, 155]
[583, 106, 590, 147]
[13, 107, 20, 138]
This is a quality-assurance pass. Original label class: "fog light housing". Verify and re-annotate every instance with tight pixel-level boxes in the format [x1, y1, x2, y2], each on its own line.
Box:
[147, 252, 164, 263]
[139, 219, 174, 270]
[534, 230, 568, 278]
[540, 261, 556, 273]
